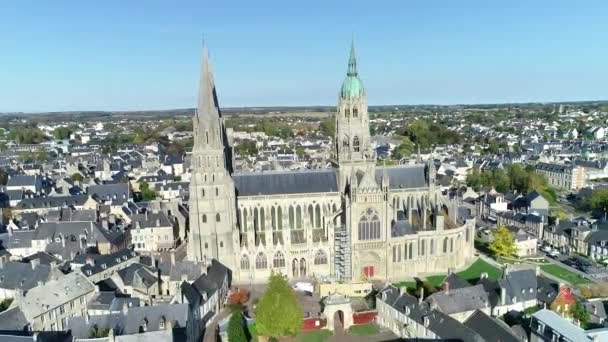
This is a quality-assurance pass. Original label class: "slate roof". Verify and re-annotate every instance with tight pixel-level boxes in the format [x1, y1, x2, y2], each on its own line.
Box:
[131, 212, 172, 229]
[0, 261, 62, 292]
[233, 169, 338, 196]
[67, 303, 189, 338]
[7, 175, 38, 188]
[80, 249, 138, 277]
[463, 309, 520, 342]
[87, 183, 130, 201]
[425, 284, 490, 315]
[15, 195, 90, 210]
[375, 165, 427, 189]
[532, 309, 589, 342]
[116, 263, 158, 289]
[19, 272, 95, 321]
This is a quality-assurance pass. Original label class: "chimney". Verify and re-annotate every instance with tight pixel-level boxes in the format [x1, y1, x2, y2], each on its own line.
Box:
[156, 219, 160, 227]
[442, 282, 450, 294]
[555, 217, 560, 227]
[419, 287, 424, 304]
[500, 287, 507, 306]
[0, 257, 4, 269]
[37, 281, 43, 287]
[122, 302, 129, 315]
[399, 287, 407, 296]
[170, 252, 175, 266]
[31, 259, 39, 270]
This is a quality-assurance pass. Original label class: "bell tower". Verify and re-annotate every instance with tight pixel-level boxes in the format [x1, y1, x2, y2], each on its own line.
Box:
[334, 40, 375, 188]
[188, 45, 237, 271]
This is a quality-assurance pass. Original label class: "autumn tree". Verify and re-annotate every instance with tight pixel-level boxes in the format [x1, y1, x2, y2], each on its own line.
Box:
[489, 225, 517, 258]
[255, 272, 302, 339]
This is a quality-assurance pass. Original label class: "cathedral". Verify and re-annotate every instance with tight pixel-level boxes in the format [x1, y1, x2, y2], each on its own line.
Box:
[187, 42, 476, 284]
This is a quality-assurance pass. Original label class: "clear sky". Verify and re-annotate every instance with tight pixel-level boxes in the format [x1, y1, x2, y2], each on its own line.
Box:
[1, 0, 607, 112]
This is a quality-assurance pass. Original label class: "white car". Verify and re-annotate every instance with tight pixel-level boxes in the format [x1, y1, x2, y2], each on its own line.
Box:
[549, 250, 560, 257]
[542, 246, 552, 253]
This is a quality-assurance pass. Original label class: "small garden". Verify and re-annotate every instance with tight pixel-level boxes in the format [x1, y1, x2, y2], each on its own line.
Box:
[541, 264, 592, 285]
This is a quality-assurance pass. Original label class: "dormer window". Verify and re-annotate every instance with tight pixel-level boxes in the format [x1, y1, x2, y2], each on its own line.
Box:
[101, 264, 107, 269]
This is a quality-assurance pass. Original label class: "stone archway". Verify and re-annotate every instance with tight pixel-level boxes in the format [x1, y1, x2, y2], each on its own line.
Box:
[300, 258, 307, 277]
[292, 258, 299, 278]
[323, 294, 353, 332]
[333, 310, 344, 331]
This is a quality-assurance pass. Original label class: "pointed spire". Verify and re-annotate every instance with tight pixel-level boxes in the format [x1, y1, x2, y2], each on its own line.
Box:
[347, 39, 358, 77]
[197, 44, 221, 120]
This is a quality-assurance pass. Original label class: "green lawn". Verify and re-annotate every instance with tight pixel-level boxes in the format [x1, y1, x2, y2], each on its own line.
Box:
[540, 264, 592, 285]
[458, 259, 502, 282]
[396, 258, 502, 291]
[348, 323, 380, 336]
[297, 330, 333, 342]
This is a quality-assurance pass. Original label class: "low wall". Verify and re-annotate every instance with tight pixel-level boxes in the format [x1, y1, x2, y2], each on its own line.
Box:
[302, 317, 327, 331]
[352, 311, 377, 325]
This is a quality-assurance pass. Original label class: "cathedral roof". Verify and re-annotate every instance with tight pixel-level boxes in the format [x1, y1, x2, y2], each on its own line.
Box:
[233, 169, 338, 196]
[375, 165, 427, 189]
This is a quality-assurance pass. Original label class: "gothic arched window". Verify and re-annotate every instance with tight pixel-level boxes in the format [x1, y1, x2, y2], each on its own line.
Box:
[315, 204, 321, 228]
[342, 137, 349, 148]
[202, 214, 207, 223]
[289, 206, 295, 229]
[353, 136, 360, 152]
[260, 207, 266, 231]
[353, 107, 358, 117]
[443, 237, 448, 253]
[273, 251, 285, 268]
[344, 108, 350, 117]
[296, 206, 302, 229]
[271, 207, 277, 230]
[358, 208, 381, 240]
[314, 250, 328, 265]
[216, 213, 221, 222]
[240, 255, 249, 270]
[256, 252, 267, 269]
[278, 206, 283, 230]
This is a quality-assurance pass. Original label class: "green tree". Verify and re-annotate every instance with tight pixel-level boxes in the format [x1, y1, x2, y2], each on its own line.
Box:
[138, 181, 157, 202]
[255, 272, 302, 339]
[53, 126, 73, 140]
[319, 117, 336, 137]
[89, 326, 110, 338]
[235, 141, 258, 157]
[590, 189, 608, 212]
[392, 136, 415, 160]
[71, 173, 84, 182]
[572, 301, 590, 329]
[228, 311, 248, 342]
[489, 225, 517, 258]
[0, 298, 13, 312]
[296, 146, 306, 159]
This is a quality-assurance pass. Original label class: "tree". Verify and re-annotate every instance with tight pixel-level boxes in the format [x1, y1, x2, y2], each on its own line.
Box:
[53, 126, 73, 140]
[71, 173, 84, 182]
[89, 325, 110, 338]
[138, 181, 157, 202]
[489, 225, 517, 258]
[255, 272, 302, 339]
[319, 118, 336, 137]
[0, 298, 12, 312]
[228, 311, 248, 342]
[572, 301, 590, 329]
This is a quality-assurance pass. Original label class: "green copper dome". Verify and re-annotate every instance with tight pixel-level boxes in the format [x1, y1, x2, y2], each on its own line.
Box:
[340, 41, 364, 98]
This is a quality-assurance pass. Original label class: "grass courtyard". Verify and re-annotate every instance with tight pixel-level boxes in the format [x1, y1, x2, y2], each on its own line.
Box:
[397, 258, 501, 290]
[297, 330, 333, 342]
[348, 323, 380, 336]
[540, 264, 592, 285]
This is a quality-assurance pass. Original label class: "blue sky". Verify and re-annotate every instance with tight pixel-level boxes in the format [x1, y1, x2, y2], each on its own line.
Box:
[1, 0, 607, 112]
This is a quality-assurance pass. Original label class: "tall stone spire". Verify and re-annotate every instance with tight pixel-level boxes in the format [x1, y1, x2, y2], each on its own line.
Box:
[197, 45, 221, 120]
[347, 39, 358, 77]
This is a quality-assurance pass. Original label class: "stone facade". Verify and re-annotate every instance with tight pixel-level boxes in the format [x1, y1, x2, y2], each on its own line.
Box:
[187, 43, 475, 284]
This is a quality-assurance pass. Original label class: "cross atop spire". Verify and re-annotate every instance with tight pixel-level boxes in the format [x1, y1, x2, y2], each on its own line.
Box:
[347, 39, 358, 77]
[197, 44, 221, 119]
